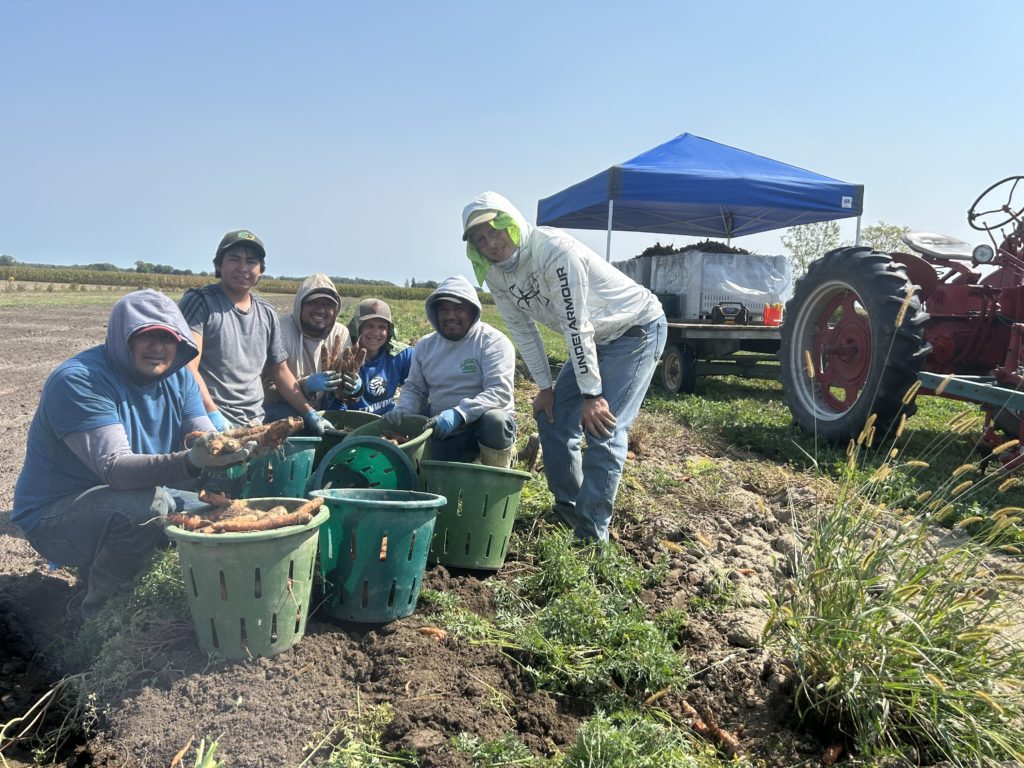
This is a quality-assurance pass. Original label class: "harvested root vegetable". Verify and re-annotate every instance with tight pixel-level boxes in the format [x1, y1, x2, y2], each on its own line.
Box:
[380, 430, 410, 445]
[168, 493, 325, 534]
[417, 626, 448, 643]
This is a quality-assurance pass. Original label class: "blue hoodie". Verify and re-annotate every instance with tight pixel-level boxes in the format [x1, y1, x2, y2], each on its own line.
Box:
[13, 290, 206, 531]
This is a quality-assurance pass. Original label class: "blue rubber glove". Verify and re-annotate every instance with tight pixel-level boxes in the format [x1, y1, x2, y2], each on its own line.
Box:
[303, 371, 344, 394]
[303, 410, 329, 436]
[425, 409, 463, 438]
[208, 410, 231, 432]
[340, 371, 363, 397]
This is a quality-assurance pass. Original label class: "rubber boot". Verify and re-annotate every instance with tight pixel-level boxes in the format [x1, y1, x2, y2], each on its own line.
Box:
[478, 442, 514, 469]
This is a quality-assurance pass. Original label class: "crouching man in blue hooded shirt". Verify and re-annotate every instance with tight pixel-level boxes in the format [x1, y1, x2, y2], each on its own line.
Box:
[12, 290, 253, 619]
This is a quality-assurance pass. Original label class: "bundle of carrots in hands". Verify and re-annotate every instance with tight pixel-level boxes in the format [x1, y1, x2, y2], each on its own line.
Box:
[166, 491, 324, 534]
[185, 416, 305, 461]
[320, 337, 368, 401]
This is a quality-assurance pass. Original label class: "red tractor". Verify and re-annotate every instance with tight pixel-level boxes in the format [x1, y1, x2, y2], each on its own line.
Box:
[780, 176, 1024, 447]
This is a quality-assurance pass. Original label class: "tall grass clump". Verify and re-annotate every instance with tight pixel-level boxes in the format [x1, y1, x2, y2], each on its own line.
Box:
[766, 470, 1024, 766]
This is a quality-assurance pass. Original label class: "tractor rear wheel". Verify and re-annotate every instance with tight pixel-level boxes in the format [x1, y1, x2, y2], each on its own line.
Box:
[780, 247, 928, 444]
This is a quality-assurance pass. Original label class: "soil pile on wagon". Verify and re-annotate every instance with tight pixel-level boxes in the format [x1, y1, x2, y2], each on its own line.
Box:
[638, 240, 751, 257]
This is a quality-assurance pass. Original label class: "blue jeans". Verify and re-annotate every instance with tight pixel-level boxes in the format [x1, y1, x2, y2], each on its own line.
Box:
[428, 408, 517, 463]
[537, 317, 666, 541]
[26, 485, 201, 618]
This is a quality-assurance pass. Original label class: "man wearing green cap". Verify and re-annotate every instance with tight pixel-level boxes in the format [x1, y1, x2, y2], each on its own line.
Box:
[178, 230, 330, 434]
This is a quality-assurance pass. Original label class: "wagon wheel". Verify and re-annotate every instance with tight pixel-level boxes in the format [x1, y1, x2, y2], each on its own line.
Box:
[661, 343, 697, 394]
[968, 176, 1024, 232]
[780, 247, 929, 444]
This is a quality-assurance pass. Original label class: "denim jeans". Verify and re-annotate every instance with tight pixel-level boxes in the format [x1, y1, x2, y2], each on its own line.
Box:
[26, 485, 201, 618]
[537, 316, 667, 541]
[429, 408, 517, 463]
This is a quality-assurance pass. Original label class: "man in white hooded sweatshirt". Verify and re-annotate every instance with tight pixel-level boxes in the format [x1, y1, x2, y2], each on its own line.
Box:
[462, 192, 666, 541]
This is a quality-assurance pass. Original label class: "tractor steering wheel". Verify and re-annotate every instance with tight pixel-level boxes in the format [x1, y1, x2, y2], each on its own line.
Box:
[968, 176, 1024, 231]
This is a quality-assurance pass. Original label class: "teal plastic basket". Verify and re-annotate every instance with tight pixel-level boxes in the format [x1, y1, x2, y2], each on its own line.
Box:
[314, 488, 445, 623]
[203, 436, 320, 499]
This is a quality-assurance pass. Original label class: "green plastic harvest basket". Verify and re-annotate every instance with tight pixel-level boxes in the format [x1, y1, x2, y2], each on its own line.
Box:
[345, 414, 432, 473]
[314, 410, 380, 469]
[165, 498, 329, 660]
[419, 459, 532, 571]
[202, 436, 320, 499]
[315, 488, 445, 623]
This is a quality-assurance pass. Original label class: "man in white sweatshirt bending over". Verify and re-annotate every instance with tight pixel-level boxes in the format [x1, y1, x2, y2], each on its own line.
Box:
[385, 275, 517, 468]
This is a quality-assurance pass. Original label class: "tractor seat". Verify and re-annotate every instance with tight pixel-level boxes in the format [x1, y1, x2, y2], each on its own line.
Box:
[901, 232, 975, 260]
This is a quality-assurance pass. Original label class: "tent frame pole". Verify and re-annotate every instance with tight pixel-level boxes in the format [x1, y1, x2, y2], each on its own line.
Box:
[855, 215, 861, 245]
[605, 200, 614, 261]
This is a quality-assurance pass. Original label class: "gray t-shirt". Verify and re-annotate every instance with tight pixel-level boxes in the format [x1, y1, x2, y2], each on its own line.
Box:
[179, 284, 288, 425]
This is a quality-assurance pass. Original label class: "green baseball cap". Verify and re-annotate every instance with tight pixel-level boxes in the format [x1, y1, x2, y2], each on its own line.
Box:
[216, 229, 265, 259]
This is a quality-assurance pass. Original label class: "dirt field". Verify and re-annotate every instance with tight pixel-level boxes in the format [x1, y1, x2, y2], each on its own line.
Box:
[0, 295, 825, 767]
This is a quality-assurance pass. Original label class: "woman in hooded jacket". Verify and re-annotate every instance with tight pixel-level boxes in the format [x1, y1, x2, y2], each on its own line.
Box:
[327, 298, 413, 415]
[12, 290, 252, 619]
[461, 191, 667, 541]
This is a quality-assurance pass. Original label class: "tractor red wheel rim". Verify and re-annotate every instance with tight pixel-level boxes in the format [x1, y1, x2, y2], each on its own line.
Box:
[814, 289, 871, 412]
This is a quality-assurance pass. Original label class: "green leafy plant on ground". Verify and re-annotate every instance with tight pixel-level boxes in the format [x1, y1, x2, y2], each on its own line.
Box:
[301, 699, 416, 767]
[424, 528, 686, 710]
[452, 710, 743, 768]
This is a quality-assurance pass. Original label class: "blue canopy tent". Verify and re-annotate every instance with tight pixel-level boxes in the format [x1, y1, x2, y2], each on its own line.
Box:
[536, 132, 864, 258]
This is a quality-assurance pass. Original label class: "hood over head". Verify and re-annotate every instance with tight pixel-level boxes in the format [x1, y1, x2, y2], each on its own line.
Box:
[462, 191, 532, 286]
[105, 289, 198, 386]
[425, 275, 482, 333]
[292, 273, 341, 323]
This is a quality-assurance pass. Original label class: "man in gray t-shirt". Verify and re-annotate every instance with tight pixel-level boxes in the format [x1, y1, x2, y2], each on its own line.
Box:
[178, 230, 330, 434]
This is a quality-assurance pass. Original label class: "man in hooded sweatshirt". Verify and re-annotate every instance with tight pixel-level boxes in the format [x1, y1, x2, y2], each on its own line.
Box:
[178, 230, 330, 435]
[13, 290, 254, 619]
[262, 272, 361, 420]
[384, 275, 517, 467]
[461, 192, 667, 541]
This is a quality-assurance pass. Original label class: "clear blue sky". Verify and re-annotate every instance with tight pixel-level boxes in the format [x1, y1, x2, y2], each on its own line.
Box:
[2, 1, 1019, 286]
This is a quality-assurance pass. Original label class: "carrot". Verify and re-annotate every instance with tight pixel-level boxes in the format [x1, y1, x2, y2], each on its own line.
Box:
[211, 511, 313, 533]
[166, 513, 209, 530]
[417, 626, 448, 643]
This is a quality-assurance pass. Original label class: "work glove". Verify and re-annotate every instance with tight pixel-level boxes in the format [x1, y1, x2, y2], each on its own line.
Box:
[188, 437, 256, 469]
[425, 409, 463, 438]
[303, 410, 330, 436]
[382, 408, 405, 427]
[303, 371, 344, 394]
[207, 410, 231, 432]
[340, 371, 363, 397]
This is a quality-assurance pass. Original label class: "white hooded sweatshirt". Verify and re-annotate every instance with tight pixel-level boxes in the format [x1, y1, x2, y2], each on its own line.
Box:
[463, 191, 663, 396]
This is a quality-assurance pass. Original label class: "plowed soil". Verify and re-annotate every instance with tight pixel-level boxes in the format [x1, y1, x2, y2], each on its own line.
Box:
[0, 295, 825, 767]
